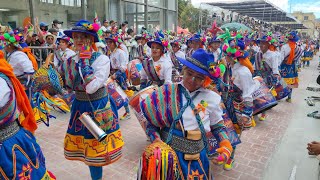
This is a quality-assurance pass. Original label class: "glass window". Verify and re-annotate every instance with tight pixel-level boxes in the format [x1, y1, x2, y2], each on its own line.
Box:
[76, 0, 81, 6]
[168, 0, 176, 11]
[167, 10, 176, 31]
[148, 7, 164, 33]
[148, 0, 164, 7]
[304, 16, 308, 20]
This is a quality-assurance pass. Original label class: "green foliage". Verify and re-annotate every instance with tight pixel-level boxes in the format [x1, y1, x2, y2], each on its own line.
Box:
[179, 1, 200, 32]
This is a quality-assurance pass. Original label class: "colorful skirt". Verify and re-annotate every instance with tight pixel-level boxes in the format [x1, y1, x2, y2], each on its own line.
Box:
[280, 63, 299, 85]
[64, 95, 124, 166]
[0, 127, 55, 180]
[162, 128, 213, 180]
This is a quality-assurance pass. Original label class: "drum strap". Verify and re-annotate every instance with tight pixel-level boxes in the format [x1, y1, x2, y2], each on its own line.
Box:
[141, 57, 161, 82]
[166, 85, 210, 155]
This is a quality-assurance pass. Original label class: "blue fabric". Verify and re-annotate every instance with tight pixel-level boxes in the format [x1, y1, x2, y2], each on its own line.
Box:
[89, 166, 102, 180]
[163, 128, 212, 180]
[115, 70, 128, 90]
[0, 128, 48, 179]
[280, 63, 298, 80]
[67, 95, 119, 139]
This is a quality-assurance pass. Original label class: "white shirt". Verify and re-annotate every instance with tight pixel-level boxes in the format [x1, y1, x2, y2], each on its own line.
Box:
[232, 63, 259, 103]
[212, 49, 221, 61]
[140, 55, 173, 84]
[73, 53, 111, 94]
[109, 48, 128, 72]
[8, 51, 34, 77]
[175, 50, 186, 59]
[0, 77, 10, 108]
[261, 50, 280, 75]
[180, 82, 223, 132]
[120, 43, 129, 59]
[54, 48, 76, 68]
[144, 44, 152, 57]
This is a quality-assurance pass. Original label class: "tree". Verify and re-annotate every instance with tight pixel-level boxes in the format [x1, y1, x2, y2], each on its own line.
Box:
[179, 3, 200, 32]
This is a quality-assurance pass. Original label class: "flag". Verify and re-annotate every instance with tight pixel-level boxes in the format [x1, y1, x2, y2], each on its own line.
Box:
[93, 11, 99, 24]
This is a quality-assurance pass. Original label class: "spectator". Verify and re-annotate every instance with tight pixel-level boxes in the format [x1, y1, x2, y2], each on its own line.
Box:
[42, 33, 56, 63]
[100, 20, 109, 32]
[27, 33, 41, 61]
[51, 19, 64, 37]
[48, 28, 59, 36]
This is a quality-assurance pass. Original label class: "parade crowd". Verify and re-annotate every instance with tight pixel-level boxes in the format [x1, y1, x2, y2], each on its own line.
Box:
[0, 16, 319, 180]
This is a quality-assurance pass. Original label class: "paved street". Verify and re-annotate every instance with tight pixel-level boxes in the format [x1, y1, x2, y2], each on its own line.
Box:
[35, 54, 320, 180]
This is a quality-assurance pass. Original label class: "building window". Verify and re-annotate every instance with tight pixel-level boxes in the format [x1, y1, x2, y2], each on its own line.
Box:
[40, 0, 53, 3]
[304, 16, 308, 20]
[61, 0, 75, 6]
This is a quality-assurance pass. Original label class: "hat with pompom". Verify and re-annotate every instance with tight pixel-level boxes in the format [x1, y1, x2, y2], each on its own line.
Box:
[64, 20, 100, 42]
[0, 31, 22, 49]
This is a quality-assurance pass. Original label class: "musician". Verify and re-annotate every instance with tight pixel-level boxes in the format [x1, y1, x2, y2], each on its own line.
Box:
[0, 59, 55, 180]
[61, 20, 124, 180]
[169, 40, 185, 72]
[140, 34, 172, 89]
[142, 49, 233, 179]
[53, 35, 76, 68]
[254, 35, 280, 121]
[105, 34, 131, 120]
[280, 31, 303, 103]
[135, 33, 151, 60]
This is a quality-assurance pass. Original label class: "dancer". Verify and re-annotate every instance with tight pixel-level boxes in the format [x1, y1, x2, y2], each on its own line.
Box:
[0, 59, 55, 180]
[60, 20, 124, 180]
[141, 49, 233, 179]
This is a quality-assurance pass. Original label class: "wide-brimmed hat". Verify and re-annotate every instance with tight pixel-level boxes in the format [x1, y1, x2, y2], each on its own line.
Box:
[177, 49, 214, 77]
[287, 31, 299, 42]
[44, 32, 57, 42]
[170, 40, 181, 48]
[147, 32, 169, 52]
[208, 36, 221, 44]
[237, 40, 249, 58]
[105, 34, 122, 45]
[64, 20, 100, 42]
[57, 35, 73, 45]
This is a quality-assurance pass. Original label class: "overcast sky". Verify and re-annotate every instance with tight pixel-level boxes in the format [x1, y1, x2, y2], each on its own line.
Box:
[191, 0, 320, 18]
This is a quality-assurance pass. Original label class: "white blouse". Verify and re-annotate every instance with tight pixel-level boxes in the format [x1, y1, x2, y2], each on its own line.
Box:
[74, 53, 111, 94]
[232, 63, 259, 103]
[140, 55, 173, 84]
[0, 77, 10, 108]
[261, 50, 280, 75]
[180, 82, 223, 132]
[53, 48, 76, 68]
[8, 51, 34, 77]
[109, 48, 128, 72]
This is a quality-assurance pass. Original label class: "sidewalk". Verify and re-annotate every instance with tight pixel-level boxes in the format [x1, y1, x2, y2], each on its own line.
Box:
[35, 54, 320, 179]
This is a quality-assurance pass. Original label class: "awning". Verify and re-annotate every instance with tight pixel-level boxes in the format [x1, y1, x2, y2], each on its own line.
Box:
[277, 23, 308, 29]
[205, 0, 298, 23]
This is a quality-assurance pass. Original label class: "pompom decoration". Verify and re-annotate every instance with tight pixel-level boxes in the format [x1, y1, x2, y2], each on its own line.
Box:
[3, 33, 10, 40]
[14, 35, 20, 42]
[9, 37, 16, 43]
[0, 36, 4, 41]
[218, 63, 226, 76]
[92, 23, 100, 32]
[209, 66, 221, 78]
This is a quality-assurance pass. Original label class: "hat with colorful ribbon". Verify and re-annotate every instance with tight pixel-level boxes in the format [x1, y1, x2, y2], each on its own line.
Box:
[105, 34, 123, 45]
[287, 31, 299, 42]
[64, 20, 100, 42]
[147, 31, 170, 52]
[0, 32, 22, 49]
[57, 35, 73, 46]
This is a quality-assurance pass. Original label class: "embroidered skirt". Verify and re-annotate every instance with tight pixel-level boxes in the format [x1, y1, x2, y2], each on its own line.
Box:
[162, 128, 213, 180]
[64, 93, 124, 166]
[0, 126, 55, 180]
[280, 63, 299, 85]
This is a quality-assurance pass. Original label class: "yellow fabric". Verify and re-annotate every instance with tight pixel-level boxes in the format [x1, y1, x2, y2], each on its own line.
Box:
[0, 59, 37, 133]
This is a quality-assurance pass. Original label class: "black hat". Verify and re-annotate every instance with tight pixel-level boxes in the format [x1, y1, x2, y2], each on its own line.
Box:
[53, 19, 63, 24]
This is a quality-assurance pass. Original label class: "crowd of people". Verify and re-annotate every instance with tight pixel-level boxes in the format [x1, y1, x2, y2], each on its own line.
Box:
[0, 16, 319, 180]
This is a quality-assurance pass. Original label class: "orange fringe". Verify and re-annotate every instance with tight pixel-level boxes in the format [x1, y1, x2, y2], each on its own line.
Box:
[287, 41, 296, 65]
[238, 57, 254, 74]
[269, 45, 276, 52]
[202, 76, 212, 88]
[0, 59, 37, 133]
[22, 48, 38, 70]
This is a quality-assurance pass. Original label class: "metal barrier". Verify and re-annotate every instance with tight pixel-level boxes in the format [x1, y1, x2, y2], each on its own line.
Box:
[28, 46, 55, 67]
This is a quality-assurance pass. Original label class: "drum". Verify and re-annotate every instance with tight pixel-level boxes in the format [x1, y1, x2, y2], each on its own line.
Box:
[128, 59, 142, 86]
[106, 78, 129, 109]
[137, 141, 179, 179]
[206, 104, 241, 158]
[129, 86, 157, 131]
[252, 76, 278, 115]
[274, 77, 292, 100]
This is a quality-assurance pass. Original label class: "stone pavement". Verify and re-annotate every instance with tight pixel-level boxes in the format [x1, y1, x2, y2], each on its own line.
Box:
[35, 54, 319, 180]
